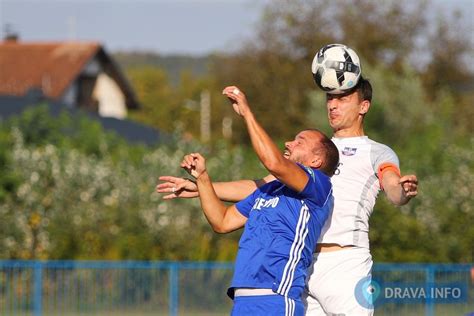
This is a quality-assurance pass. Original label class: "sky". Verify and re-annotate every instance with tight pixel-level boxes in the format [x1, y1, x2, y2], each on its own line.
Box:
[0, 0, 266, 55]
[0, 0, 473, 56]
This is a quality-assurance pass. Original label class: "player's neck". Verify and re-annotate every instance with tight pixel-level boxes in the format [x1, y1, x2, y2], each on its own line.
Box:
[333, 125, 365, 138]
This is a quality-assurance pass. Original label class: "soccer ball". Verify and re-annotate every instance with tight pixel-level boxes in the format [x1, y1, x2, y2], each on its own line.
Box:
[311, 44, 361, 94]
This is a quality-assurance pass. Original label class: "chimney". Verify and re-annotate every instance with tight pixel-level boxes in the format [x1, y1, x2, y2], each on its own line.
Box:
[3, 24, 19, 42]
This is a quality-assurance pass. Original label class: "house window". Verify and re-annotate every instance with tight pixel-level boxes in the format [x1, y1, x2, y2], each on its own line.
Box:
[77, 75, 99, 112]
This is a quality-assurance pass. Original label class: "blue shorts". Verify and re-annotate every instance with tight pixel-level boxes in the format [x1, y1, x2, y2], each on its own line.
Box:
[231, 294, 304, 316]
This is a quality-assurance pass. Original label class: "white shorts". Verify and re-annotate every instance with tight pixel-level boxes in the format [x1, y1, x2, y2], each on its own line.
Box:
[303, 247, 374, 316]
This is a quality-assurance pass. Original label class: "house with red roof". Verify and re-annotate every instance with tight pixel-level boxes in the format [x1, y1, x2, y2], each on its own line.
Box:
[0, 37, 140, 119]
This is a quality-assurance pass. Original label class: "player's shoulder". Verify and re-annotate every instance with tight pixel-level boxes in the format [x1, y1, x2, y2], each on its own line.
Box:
[365, 136, 389, 147]
[366, 137, 396, 154]
[301, 165, 316, 181]
[333, 136, 394, 155]
[259, 179, 280, 192]
[298, 164, 329, 182]
[366, 137, 400, 167]
[298, 165, 332, 205]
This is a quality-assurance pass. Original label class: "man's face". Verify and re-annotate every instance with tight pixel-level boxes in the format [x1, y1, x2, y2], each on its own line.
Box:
[284, 130, 321, 166]
[326, 90, 365, 131]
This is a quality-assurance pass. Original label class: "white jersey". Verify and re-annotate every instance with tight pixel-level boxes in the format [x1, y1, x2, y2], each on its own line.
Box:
[317, 136, 399, 249]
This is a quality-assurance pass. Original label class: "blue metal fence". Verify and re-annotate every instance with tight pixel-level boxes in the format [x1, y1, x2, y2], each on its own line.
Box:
[373, 263, 473, 316]
[0, 260, 472, 316]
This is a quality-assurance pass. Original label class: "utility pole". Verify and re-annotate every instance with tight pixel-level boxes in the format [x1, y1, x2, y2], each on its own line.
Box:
[200, 90, 211, 142]
[222, 116, 233, 140]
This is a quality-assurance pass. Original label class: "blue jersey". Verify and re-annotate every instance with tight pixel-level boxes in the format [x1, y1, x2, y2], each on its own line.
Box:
[229, 165, 333, 300]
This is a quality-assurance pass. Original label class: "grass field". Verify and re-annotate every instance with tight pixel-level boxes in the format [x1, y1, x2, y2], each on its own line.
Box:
[2, 304, 474, 316]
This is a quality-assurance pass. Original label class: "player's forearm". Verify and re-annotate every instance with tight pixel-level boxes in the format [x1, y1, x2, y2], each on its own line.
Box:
[196, 172, 232, 232]
[213, 180, 259, 202]
[383, 173, 412, 206]
[242, 111, 286, 174]
[385, 185, 411, 206]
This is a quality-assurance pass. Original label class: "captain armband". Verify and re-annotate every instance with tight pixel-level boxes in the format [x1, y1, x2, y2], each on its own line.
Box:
[377, 162, 401, 191]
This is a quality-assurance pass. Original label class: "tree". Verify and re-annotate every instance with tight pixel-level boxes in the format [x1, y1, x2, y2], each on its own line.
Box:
[211, 0, 472, 133]
[125, 66, 178, 132]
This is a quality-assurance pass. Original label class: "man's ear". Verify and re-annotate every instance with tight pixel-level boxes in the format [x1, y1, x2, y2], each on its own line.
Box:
[359, 100, 370, 115]
[310, 156, 323, 169]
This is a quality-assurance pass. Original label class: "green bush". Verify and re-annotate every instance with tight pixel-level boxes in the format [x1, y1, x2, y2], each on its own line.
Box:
[0, 106, 263, 260]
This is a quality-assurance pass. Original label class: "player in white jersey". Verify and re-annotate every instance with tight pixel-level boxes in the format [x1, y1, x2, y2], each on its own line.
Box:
[304, 136, 401, 315]
[300, 78, 417, 315]
[157, 78, 418, 315]
[319, 136, 399, 249]
[162, 86, 339, 315]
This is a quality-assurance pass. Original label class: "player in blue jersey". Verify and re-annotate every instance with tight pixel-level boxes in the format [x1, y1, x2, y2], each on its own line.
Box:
[172, 86, 339, 316]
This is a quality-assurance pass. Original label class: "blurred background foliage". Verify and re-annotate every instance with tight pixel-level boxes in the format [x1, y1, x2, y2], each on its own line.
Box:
[1, 0, 472, 262]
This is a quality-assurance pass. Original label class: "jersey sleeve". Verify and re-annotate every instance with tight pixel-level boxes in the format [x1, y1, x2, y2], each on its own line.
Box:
[371, 143, 401, 190]
[371, 143, 400, 173]
[297, 164, 331, 206]
[235, 189, 259, 218]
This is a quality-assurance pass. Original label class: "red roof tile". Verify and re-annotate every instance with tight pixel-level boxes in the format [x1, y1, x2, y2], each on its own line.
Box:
[0, 41, 101, 98]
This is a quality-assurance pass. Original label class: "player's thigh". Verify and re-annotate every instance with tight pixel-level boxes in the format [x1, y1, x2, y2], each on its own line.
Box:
[302, 291, 327, 316]
[307, 248, 373, 315]
[306, 277, 373, 316]
[232, 295, 304, 316]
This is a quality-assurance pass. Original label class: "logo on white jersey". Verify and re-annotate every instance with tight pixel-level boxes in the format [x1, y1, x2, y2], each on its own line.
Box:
[342, 147, 357, 156]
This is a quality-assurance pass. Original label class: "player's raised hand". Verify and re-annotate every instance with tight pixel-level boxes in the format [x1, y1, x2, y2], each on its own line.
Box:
[222, 86, 250, 117]
[399, 175, 418, 198]
[181, 153, 207, 179]
[156, 176, 199, 200]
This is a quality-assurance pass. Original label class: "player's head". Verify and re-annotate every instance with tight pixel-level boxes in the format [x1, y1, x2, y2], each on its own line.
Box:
[325, 77, 372, 132]
[284, 129, 339, 176]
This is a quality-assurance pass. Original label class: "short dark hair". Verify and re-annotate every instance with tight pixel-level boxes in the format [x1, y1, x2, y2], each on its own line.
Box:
[318, 136, 339, 177]
[326, 76, 372, 103]
[306, 129, 339, 177]
[354, 76, 372, 102]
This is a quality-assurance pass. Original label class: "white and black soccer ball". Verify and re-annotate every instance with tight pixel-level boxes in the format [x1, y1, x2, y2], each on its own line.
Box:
[311, 44, 361, 94]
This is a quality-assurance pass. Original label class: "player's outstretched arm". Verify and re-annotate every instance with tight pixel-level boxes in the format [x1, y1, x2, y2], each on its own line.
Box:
[157, 175, 275, 201]
[181, 153, 247, 233]
[213, 180, 263, 202]
[156, 176, 199, 200]
[213, 175, 275, 201]
[381, 171, 418, 206]
[222, 86, 309, 192]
